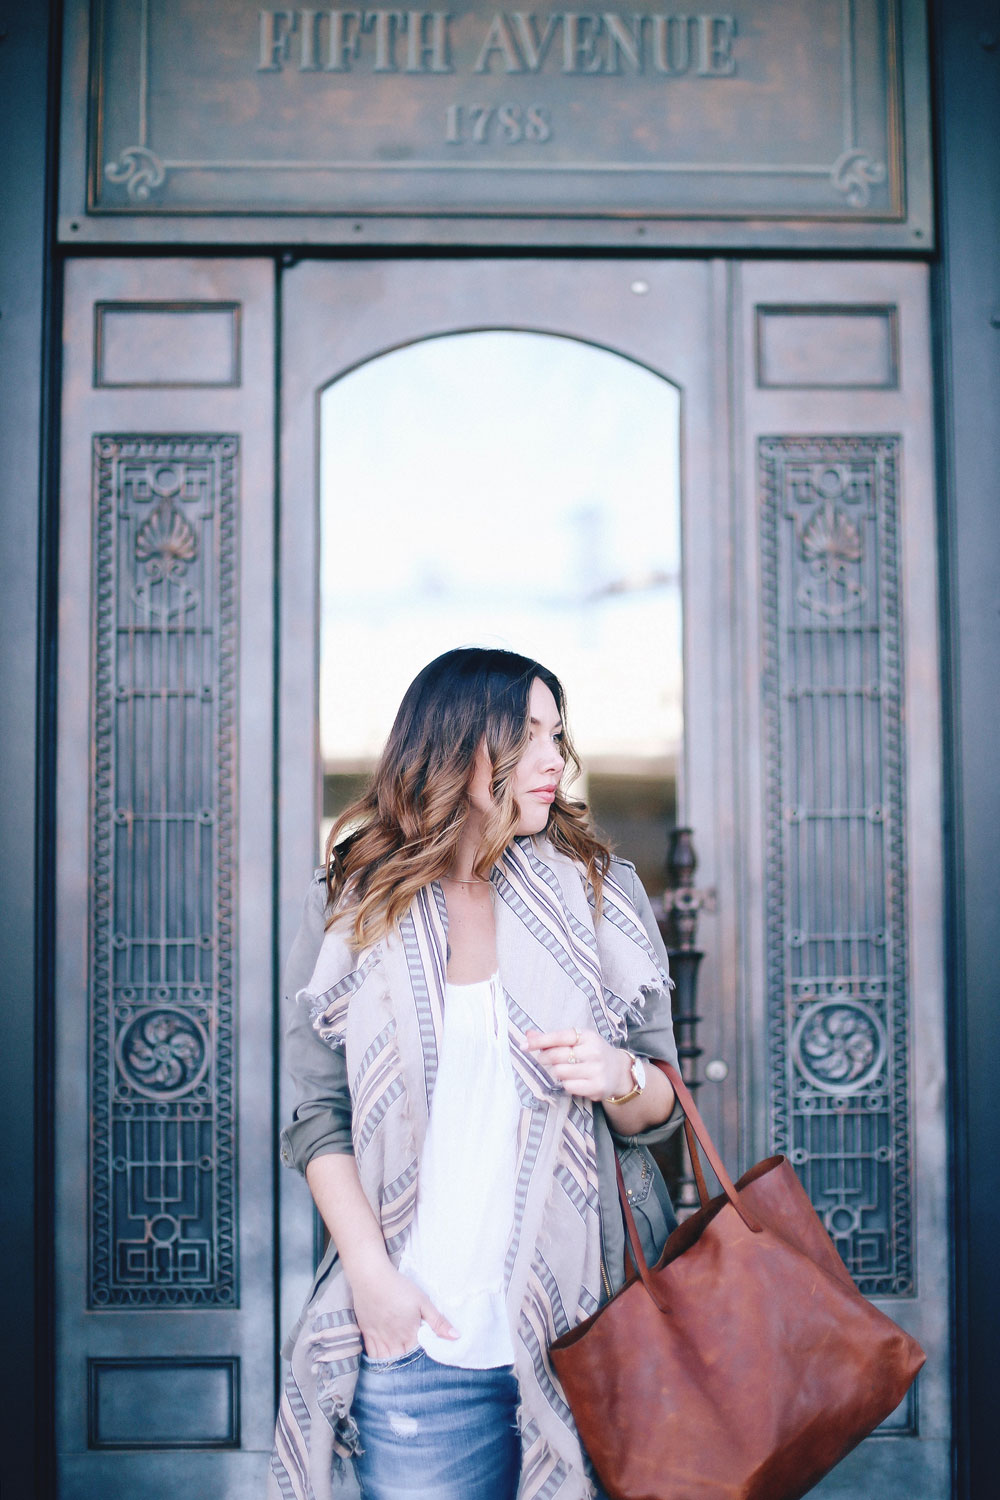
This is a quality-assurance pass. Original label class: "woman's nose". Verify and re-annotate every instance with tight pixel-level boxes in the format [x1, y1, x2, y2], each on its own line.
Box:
[543, 741, 564, 772]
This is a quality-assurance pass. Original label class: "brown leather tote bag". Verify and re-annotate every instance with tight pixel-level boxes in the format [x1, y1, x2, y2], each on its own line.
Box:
[550, 1060, 925, 1500]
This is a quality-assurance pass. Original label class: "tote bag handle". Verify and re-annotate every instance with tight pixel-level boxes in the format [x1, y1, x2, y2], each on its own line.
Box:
[614, 1059, 762, 1312]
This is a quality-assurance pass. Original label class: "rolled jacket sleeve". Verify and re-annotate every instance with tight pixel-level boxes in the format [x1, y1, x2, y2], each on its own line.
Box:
[279, 874, 355, 1174]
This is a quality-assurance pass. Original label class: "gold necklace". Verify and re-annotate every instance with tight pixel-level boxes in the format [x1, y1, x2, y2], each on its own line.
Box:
[442, 872, 490, 886]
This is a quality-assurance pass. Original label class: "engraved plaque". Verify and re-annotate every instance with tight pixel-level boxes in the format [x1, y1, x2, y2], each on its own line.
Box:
[60, 0, 931, 245]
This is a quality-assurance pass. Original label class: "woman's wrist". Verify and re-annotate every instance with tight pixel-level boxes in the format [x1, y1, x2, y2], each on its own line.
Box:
[304, 1153, 394, 1288]
[604, 1049, 646, 1106]
[605, 1048, 637, 1104]
[601, 1061, 676, 1133]
[340, 1239, 396, 1294]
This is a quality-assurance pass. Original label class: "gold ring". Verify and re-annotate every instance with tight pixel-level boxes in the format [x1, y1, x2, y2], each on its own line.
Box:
[568, 1049, 578, 1065]
[573, 1028, 582, 1047]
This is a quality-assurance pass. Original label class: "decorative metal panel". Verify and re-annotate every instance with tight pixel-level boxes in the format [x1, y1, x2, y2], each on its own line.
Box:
[90, 434, 238, 1307]
[760, 435, 912, 1296]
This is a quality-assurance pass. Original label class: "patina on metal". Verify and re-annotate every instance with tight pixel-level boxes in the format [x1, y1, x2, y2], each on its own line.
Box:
[759, 434, 914, 1303]
[89, 434, 239, 1309]
[59, 0, 932, 247]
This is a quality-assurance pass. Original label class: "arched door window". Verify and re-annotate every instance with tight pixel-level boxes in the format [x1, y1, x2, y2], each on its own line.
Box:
[319, 330, 682, 887]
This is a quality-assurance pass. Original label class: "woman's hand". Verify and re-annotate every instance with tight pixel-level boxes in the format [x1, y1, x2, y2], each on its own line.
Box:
[524, 1028, 676, 1133]
[524, 1027, 633, 1102]
[350, 1259, 459, 1361]
[304, 1154, 459, 1361]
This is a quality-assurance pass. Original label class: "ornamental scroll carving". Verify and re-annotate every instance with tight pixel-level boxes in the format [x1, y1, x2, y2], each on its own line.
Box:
[104, 144, 167, 203]
[90, 435, 238, 1308]
[760, 436, 913, 1298]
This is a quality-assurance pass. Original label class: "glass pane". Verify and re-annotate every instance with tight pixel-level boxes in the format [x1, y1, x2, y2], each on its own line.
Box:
[319, 330, 681, 893]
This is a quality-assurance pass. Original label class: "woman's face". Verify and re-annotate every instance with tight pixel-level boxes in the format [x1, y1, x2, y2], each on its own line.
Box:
[469, 676, 566, 835]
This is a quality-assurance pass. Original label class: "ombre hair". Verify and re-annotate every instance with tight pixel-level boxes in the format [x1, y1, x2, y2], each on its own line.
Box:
[325, 647, 611, 948]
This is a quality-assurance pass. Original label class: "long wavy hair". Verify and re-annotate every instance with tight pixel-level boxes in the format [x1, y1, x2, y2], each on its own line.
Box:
[325, 647, 611, 948]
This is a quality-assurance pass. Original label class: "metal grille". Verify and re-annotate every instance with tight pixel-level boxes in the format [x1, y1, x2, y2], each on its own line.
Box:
[89, 435, 238, 1307]
[760, 435, 912, 1297]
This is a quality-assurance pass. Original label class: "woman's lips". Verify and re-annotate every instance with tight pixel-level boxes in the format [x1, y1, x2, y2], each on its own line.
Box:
[530, 788, 557, 802]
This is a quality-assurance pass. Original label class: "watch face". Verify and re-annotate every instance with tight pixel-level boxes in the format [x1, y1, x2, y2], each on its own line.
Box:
[633, 1055, 647, 1090]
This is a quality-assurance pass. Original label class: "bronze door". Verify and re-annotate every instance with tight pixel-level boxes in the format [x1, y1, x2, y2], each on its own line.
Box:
[279, 257, 949, 1498]
[55, 258, 278, 1495]
[53, 254, 949, 1497]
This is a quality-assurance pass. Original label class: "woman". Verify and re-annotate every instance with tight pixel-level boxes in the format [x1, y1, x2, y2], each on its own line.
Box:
[271, 648, 681, 1500]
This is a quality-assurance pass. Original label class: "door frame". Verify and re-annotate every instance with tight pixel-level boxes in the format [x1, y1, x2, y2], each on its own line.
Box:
[6, 17, 999, 1491]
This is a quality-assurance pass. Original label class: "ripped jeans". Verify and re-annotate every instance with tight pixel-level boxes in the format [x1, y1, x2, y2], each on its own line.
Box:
[352, 1348, 521, 1500]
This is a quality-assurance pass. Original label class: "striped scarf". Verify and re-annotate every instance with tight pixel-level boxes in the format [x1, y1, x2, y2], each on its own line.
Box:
[270, 836, 670, 1500]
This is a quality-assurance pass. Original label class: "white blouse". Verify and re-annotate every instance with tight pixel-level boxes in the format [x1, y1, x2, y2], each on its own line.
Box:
[399, 971, 520, 1368]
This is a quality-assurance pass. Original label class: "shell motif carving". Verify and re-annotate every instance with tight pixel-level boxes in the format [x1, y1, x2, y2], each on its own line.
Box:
[135, 500, 198, 578]
[116, 1008, 211, 1100]
[800, 503, 862, 565]
[796, 501, 866, 618]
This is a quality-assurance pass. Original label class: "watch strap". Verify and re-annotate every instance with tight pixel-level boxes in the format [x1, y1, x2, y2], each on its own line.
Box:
[605, 1051, 643, 1106]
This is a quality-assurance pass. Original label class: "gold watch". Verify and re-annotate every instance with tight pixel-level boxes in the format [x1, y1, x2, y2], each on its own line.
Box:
[605, 1051, 646, 1106]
